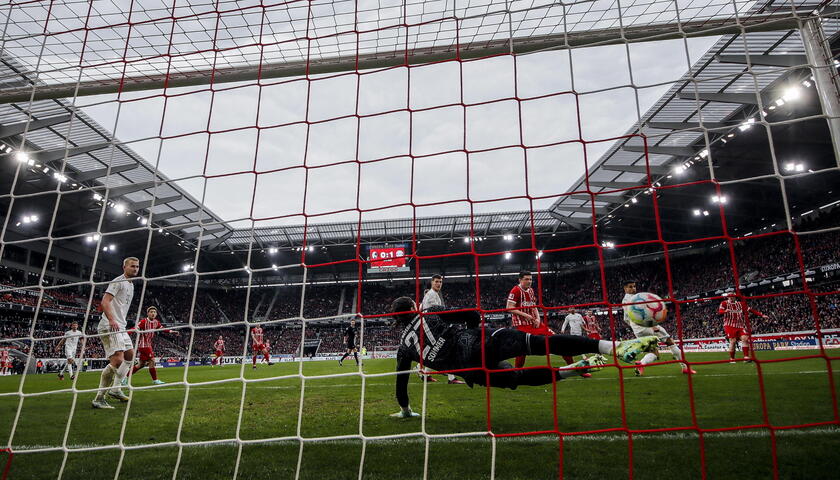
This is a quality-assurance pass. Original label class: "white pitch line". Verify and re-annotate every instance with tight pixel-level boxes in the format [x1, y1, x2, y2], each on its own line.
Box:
[1, 369, 834, 396]
[11, 426, 840, 451]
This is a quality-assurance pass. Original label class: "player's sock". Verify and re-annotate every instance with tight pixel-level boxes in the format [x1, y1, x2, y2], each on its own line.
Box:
[562, 356, 574, 365]
[66, 362, 74, 377]
[96, 365, 116, 400]
[597, 340, 614, 355]
[263, 353, 270, 362]
[514, 356, 526, 369]
[640, 352, 657, 365]
[149, 366, 158, 381]
[353, 352, 359, 365]
[113, 361, 130, 390]
[340, 352, 349, 362]
[130, 364, 140, 376]
[742, 344, 750, 358]
[729, 350, 735, 360]
[252, 355, 257, 366]
[668, 345, 688, 368]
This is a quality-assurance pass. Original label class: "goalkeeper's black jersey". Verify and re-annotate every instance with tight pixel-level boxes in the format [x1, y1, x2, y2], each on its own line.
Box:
[395, 306, 483, 372]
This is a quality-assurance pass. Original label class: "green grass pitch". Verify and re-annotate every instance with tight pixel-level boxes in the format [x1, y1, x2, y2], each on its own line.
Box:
[1, 350, 838, 479]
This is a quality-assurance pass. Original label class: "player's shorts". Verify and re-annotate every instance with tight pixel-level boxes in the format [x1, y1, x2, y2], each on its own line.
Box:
[64, 348, 76, 360]
[98, 326, 133, 358]
[346, 343, 356, 350]
[252, 343, 264, 352]
[138, 347, 155, 362]
[570, 329, 584, 337]
[628, 322, 671, 341]
[588, 333, 602, 340]
[215, 350, 224, 357]
[514, 324, 552, 336]
[724, 326, 749, 339]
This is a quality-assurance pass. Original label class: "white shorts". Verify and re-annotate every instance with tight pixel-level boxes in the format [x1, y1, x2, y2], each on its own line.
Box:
[98, 327, 133, 358]
[570, 328, 583, 336]
[64, 349, 77, 361]
[629, 322, 671, 341]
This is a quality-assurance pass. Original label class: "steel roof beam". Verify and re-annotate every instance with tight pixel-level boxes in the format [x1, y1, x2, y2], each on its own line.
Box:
[676, 92, 760, 104]
[73, 163, 138, 182]
[36, 142, 111, 165]
[622, 145, 697, 156]
[715, 54, 808, 67]
[128, 195, 183, 212]
[601, 164, 673, 175]
[0, 114, 72, 139]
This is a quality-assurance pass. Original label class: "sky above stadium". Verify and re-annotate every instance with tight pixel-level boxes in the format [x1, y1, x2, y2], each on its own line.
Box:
[76, 36, 717, 228]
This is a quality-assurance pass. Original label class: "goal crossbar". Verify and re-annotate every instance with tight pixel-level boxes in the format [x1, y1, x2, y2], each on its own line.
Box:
[0, 9, 815, 104]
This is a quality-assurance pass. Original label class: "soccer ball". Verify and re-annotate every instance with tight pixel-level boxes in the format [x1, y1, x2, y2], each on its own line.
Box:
[625, 292, 668, 327]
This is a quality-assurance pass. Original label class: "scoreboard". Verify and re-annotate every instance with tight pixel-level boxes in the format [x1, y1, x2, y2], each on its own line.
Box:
[367, 245, 410, 273]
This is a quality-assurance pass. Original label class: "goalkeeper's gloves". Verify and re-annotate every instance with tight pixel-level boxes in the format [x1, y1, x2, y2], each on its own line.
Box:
[390, 406, 420, 418]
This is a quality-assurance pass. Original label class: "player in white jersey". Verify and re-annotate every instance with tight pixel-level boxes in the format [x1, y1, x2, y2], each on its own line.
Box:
[55, 321, 83, 380]
[92, 257, 140, 409]
[561, 308, 586, 336]
[622, 281, 695, 376]
[418, 275, 465, 384]
[560, 308, 592, 376]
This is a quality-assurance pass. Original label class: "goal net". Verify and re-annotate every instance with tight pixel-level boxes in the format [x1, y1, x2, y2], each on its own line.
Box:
[1, 0, 839, 478]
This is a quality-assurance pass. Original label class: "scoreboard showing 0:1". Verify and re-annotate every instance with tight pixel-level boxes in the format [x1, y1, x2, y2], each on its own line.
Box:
[367, 245, 411, 274]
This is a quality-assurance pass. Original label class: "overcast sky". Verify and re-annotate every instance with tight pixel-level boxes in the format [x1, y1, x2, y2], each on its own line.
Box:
[71, 35, 717, 229]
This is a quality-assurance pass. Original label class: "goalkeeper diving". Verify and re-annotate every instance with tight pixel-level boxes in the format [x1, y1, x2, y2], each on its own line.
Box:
[388, 297, 659, 418]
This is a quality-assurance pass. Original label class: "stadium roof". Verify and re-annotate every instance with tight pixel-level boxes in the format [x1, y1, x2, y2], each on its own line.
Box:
[548, 1, 840, 230]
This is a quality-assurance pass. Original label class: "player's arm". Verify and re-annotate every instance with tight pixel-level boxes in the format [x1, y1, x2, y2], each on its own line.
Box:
[506, 299, 533, 322]
[100, 291, 121, 331]
[391, 350, 419, 418]
[717, 302, 727, 315]
[162, 323, 180, 335]
[55, 336, 66, 351]
[748, 308, 768, 318]
[560, 316, 570, 333]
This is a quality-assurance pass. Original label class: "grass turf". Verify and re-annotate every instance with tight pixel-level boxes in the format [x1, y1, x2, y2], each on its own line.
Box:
[0, 349, 838, 479]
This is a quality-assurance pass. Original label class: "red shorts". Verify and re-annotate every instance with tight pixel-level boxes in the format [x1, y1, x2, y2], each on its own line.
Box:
[588, 333, 602, 340]
[515, 324, 552, 336]
[252, 343, 264, 352]
[215, 350, 224, 357]
[138, 347, 155, 362]
[725, 326, 749, 339]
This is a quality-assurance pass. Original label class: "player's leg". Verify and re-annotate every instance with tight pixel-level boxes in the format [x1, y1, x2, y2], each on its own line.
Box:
[662, 334, 695, 374]
[353, 348, 359, 366]
[728, 336, 738, 362]
[67, 357, 75, 379]
[111, 344, 134, 397]
[513, 326, 530, 369]
[740, 333, 751, 361]
[149, 357, 163, 383]
[94, 330, 121, 407]
[466, 359, 605, 389]
[488, 328, 655, 364]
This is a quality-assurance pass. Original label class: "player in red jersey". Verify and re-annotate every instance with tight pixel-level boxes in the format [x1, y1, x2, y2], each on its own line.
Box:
[718, 295, 767, 363]
[583, 310, 601, 340]
[212, 335, 225, 367]
[0, 346, 10, 376]
[251, 324, 272, 368]
[506, 271, 575, 369]
[127, 306, 179, 384]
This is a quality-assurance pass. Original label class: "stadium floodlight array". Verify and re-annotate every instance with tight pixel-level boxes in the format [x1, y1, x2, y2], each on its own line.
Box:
[0, 0, 839, 478]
